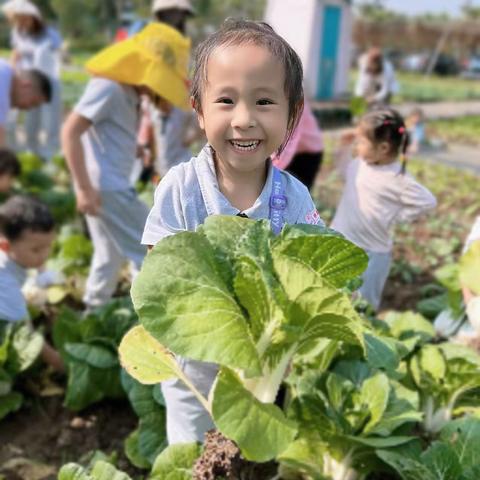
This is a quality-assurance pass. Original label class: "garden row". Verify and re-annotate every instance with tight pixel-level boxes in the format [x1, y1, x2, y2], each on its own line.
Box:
[1, 150, 479, 479]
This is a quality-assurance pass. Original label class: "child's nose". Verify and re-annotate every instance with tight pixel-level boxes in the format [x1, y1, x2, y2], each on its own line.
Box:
[231, 104, 255, 130]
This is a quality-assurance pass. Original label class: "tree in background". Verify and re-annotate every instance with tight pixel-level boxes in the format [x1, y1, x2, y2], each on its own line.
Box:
[462, 2, 480, 20]
[355, 0, 405, 22]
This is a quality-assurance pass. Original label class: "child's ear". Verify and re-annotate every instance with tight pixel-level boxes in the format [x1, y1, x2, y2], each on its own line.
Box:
[379, 141, 392, 156]
[191, 97, 205, 131]
[0, 237, 10, 253]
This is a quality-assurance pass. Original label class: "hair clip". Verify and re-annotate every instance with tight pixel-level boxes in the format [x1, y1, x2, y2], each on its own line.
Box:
[398, 126, 406, 134]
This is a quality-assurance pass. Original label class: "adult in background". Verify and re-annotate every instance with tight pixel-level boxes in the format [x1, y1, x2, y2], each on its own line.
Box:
[355, 47, 399, 109]
[7, 0, 62, 160]
[0, 58, 51, 148]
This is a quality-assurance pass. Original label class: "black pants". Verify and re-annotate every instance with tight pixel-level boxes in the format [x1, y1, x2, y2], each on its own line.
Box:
[286, 151, 323, 190]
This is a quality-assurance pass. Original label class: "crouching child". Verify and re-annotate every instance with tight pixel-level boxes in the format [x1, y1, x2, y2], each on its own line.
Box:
[0, 195, 63, 371]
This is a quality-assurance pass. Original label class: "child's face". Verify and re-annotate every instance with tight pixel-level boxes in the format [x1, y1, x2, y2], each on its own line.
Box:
[0, 174, 15, 193]
[4, 229, 55, 269]
[356, 127, 393, 165]
[196, 44, 289, 174]
[14, 79, 45, 109]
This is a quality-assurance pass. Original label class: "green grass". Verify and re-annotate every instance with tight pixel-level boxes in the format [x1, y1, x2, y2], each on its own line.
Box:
[395, 72, 480, 102]
[428, 116, 480, 146]
[350, 70, 480, 103]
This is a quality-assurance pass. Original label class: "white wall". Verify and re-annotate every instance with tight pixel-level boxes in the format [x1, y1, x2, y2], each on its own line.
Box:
[265, 0, 352, 100]
[265, 0, 318, 99]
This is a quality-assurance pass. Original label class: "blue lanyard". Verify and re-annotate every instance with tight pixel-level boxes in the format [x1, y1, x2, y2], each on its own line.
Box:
[269, 168, 287, 235]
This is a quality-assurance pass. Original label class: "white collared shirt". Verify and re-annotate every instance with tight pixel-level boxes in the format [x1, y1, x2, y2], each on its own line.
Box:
[142, 145, 323, 245]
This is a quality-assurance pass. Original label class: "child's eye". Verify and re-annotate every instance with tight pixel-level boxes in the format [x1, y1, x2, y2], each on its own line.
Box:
[257, 99, 274, 106]
[215, 98, 233, 104]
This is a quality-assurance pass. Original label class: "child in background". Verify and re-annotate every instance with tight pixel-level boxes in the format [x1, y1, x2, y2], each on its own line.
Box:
[142, 19, 324, 444]
[331, 108, 436, 310]
[8, 0, 63, 160]
[0, 59, 51, 149]
[272, 101, 323, 190]
[406, 107, 426, 154]
[0, 148, 21, 194]
[61, 23, 190, 309]
[0, 195, 63, 371]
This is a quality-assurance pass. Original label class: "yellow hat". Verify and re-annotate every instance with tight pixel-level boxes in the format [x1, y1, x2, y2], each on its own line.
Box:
[86, 23, 191, 110]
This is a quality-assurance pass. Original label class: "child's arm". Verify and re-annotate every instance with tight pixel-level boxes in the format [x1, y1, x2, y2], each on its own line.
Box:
[61, 112, 101, 215]
[334, 129, 356, 178]
[398, 178, 437, 223]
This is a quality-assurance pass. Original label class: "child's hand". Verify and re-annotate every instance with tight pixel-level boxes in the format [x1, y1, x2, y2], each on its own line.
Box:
[76, 187, 101, 216]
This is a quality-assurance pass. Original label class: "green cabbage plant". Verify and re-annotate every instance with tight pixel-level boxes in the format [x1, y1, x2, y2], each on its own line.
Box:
[119, 216, 369, 463]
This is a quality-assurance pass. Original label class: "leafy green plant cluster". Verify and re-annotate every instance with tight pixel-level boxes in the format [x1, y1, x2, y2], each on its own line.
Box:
[120, 215, 370, 463]
[53, 298, 137, 411]
[16, 152, 76, 225]
[0, 321, 43, 420]
[116, 216, 480, 479]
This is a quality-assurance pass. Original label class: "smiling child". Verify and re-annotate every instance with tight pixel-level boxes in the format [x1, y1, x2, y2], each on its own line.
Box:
[141, 19, 324, 444]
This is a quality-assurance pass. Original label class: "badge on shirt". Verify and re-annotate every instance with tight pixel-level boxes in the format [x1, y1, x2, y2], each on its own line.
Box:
[305, 209, 321, 225]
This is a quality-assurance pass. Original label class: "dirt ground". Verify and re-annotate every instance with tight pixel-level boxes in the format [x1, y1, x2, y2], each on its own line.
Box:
[0, 395, 139, 480]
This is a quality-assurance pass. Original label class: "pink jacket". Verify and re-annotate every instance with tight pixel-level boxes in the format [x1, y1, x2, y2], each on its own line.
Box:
[272, 103, 324, 170]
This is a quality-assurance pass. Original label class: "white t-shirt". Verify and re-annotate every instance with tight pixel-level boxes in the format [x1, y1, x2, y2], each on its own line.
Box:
[0, 251, 28, 322]
[74, 78, 140, 191]
[0, 59, 13, 127]
[11, 26, 62, 78]
[142, 145, 324, 245]
[355, 57, 399, 102]
[331, 156, 436, 253]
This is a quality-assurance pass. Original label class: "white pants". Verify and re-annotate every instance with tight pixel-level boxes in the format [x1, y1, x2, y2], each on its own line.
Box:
[162, 358, 218, 444]
[24, 77, 62, 160]
[83, 189, 149, 308]
[359, 250, 392, 310]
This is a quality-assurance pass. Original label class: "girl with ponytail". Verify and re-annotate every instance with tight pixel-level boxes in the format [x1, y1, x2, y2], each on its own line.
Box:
[331, 108, 437, 310]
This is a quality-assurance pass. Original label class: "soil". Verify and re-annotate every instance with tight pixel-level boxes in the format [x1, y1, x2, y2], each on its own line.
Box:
[0, 394, 140, 480]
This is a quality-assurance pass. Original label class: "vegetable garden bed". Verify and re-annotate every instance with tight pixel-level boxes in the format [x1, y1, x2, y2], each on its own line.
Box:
[1, 143, 479, 480]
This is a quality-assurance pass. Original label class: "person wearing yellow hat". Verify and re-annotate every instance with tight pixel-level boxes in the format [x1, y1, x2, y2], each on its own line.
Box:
[134, 0, 201, 184]
[61, 23, 190, 309]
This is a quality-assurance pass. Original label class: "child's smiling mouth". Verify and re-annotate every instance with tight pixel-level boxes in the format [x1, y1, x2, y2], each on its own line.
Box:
[228, 139, 261, 152]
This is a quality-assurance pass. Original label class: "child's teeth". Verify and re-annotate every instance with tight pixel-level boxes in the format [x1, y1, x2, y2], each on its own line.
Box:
[231, 140, 259, 150]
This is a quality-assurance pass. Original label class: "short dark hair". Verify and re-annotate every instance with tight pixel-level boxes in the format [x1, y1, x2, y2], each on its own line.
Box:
[360, 107, 410, 157]
[26, 69, 52, 102]
[0, 149, 21, 177]
[0, 195, 55, 242]
[190, 19, 304, 149]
